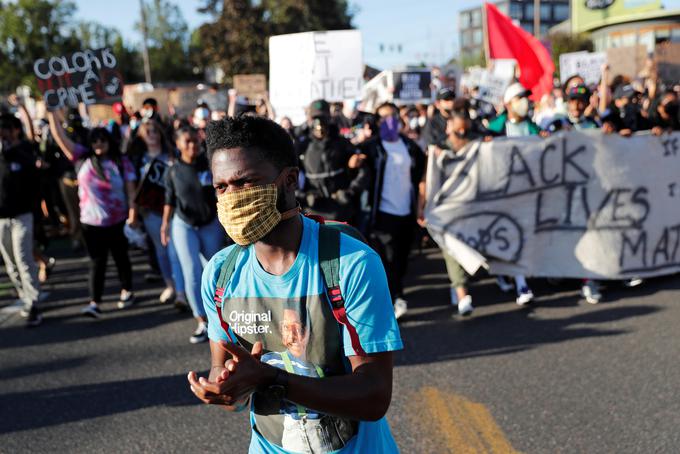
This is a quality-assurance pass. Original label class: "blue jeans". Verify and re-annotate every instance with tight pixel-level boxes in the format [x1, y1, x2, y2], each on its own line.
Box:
[172, 216, 225, 318]
[142, 212, 185, 294]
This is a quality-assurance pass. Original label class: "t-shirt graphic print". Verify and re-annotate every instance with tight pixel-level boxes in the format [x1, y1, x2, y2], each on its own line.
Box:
[202, 216, 402, 454]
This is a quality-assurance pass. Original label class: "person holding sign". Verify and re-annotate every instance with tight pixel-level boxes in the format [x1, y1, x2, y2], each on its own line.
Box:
[48, 111, 137, 317]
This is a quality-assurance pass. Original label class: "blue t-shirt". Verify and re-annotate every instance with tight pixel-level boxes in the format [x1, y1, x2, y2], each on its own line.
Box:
[201, 216, 402, 454]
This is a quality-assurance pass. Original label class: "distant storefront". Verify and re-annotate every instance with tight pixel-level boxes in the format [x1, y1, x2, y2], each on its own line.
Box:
[568, 0, 680, 52]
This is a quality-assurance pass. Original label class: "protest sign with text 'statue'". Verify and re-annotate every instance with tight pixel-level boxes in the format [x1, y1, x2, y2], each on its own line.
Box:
[269, 30, 363, 124]
[425, 131, 680, 279]
[33, 48, 123, 111]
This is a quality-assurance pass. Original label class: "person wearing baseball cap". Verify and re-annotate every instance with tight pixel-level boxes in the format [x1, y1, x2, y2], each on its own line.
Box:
[486, 82, 541, 138]
[485, 82, 538, 306]
[422, 88, 457, 147]
[298, 99, 369, 223]
[566, 84, 599, 130]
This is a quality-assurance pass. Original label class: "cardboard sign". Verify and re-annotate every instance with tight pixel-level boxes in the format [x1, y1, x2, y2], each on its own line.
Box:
[606, 45, 647, 80]
[655, 42, 680, 86]
[233, 74, 267, 101]
[134, 158, 168, 213]
[392, 70, 432, 104]
[33, 48, 123, 111]
[425, 130, 680, 279]
[559, 51, 607, 85]
[269, 30, 363, 124]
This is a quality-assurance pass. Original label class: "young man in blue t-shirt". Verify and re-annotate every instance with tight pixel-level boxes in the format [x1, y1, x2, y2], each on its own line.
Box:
[187, 116, 402, 453]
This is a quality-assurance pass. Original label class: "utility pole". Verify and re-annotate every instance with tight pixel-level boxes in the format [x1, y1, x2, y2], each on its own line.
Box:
[139, 0, 152, 84]
[534, 0, 541, 39]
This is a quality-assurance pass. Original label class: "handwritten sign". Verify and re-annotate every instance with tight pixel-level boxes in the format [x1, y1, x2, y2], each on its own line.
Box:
[425, 131, 680, 279]
[34, 48, 123, 111]
[475, 70, 511, 106]
[606, 45, 647, 80]
[655, 42, 680, 85]
[559, 51, 607, 85]
[233, 74, 267, 101]
[269, 30, 363, 124]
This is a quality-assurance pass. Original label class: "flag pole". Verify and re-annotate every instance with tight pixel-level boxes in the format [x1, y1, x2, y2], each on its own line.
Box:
[482, 2, 491, 68]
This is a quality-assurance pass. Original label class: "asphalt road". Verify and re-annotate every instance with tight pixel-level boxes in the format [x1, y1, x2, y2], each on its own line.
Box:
[1, 244, 679, 453]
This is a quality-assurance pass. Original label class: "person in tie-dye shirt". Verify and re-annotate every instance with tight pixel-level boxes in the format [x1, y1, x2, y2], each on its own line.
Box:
[48, 111, 137, 318]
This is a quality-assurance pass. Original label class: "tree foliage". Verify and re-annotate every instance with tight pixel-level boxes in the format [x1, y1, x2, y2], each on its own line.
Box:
[0, 0, 146, 94]
[549, 32, 594, 79]
[195, 0, 354, 82]
[136, 0, 195, 82]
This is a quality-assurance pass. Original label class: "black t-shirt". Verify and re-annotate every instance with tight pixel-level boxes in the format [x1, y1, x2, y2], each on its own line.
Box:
[0, 140, 38, 218]
[422, 110, 448, 146]
[164, 157, 217, 227]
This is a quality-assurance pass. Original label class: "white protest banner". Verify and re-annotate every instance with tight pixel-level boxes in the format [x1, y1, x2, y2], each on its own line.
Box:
[269, 30, 363, 124]
[559, 51, 607, 85]
[475, 70, 511, 106]
[425, 130, 680, 279]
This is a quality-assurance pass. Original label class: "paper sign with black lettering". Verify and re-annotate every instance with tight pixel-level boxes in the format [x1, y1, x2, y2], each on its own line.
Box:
[392, 70, 431, 104]
[33, 48, 123, 111]
[134, 159, 168, 213]
[269, 30, 363, 124]
[475, 70, 511, 106]
[559, 51, 607, 86]
[425, 131, 680, 279]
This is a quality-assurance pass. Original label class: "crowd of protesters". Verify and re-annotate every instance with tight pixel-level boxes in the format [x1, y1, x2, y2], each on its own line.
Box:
[1, 61, 678, 334]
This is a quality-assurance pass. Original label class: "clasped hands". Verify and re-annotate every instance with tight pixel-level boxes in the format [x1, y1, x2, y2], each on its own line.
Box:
[188, 341, 273, 409]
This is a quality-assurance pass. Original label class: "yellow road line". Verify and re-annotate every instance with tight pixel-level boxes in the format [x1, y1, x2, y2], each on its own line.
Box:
[421, 387, 521, 454]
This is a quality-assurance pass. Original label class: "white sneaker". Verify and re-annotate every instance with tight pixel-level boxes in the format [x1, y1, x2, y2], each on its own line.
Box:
[393, 298, 408, 320]
[516, 287, 534, 306]
[159, 287, 175, 304]
[457, 295, 474, 316]
[624, 278, 644, 288]
[496, 276, 514, 292]
[581, 280, 601, 304]
[117, 291, 136, 309]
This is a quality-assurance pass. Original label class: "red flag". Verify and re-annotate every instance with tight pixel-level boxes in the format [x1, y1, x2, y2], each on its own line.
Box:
[484, 2, 554, 102]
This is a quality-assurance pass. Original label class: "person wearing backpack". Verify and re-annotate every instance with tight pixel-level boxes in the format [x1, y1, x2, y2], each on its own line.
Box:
[188, 116, 401, 454]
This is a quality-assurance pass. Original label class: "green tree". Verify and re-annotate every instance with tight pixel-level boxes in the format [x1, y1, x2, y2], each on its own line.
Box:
[136, 0, 195, 82]
[549, 32, 594, 79]
[195, 0, 354, 82]
[0, 0, 80, 93]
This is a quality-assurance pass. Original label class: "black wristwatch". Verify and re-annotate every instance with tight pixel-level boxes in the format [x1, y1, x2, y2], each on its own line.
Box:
[263, 367, 289, 400]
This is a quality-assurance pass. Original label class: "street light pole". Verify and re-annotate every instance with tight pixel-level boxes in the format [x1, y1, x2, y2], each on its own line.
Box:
[534, 0, 541, 39]
[139, 0, 152, 84]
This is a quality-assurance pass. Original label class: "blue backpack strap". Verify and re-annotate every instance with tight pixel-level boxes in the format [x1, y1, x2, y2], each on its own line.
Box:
[213, 246, 243, 343]
[318, 225, 367, 357]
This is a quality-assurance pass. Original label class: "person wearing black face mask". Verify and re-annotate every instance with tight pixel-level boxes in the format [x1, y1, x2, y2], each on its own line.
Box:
[422, 111, 477, 317]
[422, 88, 456, 147]
[298, 100, 370, 223]
[651, 91, 680, 135]
[359, 103, 426, 320]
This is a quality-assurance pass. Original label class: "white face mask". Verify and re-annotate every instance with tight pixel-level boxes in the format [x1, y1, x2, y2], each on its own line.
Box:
[511, 97, 529, 118]
[418, 116, 427, 127]
[409, 117, 419, 130]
